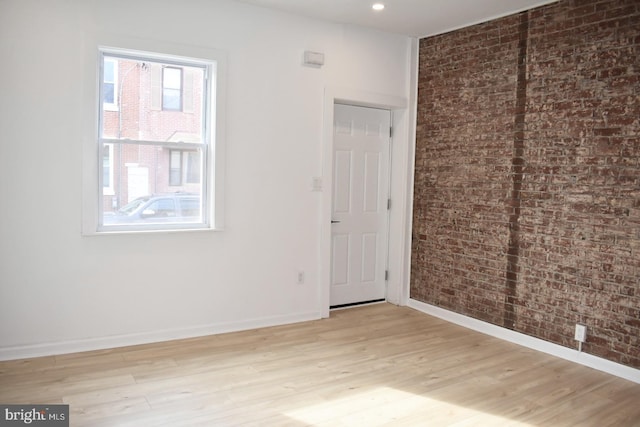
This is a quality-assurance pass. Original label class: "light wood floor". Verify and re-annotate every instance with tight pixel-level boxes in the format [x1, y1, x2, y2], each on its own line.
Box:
[1, 304, 639, 426]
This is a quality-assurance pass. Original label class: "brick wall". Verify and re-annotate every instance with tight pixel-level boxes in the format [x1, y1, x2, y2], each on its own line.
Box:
[411, 0, 640, 368]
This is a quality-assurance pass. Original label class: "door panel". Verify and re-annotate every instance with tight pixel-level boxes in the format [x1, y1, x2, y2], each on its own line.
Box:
[363, 152, 380, 213]
[333, 151, 352, 214]
[331, 234, 350, 286]
[330, 104, 391, 306]
[361, 233, 378, 283]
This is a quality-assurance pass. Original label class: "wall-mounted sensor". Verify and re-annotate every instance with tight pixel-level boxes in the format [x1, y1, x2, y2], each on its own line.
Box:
[303, 51, 324, 67]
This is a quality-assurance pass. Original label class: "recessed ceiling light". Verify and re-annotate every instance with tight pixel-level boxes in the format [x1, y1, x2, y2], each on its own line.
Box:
[372, 3, 385, 11]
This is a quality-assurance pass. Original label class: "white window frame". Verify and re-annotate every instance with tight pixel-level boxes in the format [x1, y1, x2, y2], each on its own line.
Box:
[82, 39, 227, 235]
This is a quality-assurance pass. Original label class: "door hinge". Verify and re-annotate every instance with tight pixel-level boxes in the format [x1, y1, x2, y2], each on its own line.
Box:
[385, 270, 389, 281]
[389, 126, 393, 138]
[387, 198, 391, 210]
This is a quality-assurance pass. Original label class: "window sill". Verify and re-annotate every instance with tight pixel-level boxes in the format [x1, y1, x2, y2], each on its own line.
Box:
[84, 225, 223, 237]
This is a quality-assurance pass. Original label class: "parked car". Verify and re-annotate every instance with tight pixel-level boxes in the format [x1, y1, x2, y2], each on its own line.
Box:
[103, 193, 201, 225]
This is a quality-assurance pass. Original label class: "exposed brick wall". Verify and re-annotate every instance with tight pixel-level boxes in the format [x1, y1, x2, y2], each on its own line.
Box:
[413, 14, 521, 326]
[411, 0, 640, 368]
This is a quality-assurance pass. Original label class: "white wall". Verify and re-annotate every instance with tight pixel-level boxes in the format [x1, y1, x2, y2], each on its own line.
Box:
[0, 0, 413, 358]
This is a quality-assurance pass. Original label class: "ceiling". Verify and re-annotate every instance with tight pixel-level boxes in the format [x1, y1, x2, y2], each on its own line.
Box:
[234, 0, 558, 38]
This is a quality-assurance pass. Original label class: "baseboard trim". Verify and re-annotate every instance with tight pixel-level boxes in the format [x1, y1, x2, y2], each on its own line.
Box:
[0, 311, 321, 362]
[407, 298, 640, 384]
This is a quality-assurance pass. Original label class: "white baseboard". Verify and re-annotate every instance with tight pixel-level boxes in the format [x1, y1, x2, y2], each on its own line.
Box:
[407, 298, 640, 384]
[0, 311, 321, 362]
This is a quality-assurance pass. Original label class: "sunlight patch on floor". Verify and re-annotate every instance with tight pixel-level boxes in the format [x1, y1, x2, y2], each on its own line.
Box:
[284, 386, 533, 426]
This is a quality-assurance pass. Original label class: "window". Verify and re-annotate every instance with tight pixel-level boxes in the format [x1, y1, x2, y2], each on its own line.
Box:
[162, 66, 182, 110]
[186, 151, 201, 183]
[145, 198, 176, 218]
[169, 150, 182, 186]
[97, 48, 212, 232]
[180, 197, 200, 217]
[169, 149, 200, 186]
[103, 58, 118, 109]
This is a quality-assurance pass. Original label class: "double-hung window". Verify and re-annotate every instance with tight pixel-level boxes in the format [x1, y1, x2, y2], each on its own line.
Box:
[97, 48, 213, 232]
[162, 67, 182, 111]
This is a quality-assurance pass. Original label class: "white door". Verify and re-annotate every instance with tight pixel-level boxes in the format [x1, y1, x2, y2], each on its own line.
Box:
[331, 104, 391, 307]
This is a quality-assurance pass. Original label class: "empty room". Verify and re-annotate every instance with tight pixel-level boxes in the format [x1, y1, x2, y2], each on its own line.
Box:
[0, 0, 638, 425]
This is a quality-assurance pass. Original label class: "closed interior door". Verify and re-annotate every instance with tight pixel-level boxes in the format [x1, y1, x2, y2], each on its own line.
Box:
[331, 104, 391, 307]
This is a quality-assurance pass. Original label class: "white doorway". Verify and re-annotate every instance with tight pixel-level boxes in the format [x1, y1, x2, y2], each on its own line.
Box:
[330, 104, 392, 307]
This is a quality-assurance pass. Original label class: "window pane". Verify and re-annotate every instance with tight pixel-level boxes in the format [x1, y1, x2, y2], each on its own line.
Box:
[186, 151, 201, 184]
[162, 67, 182, 110]
[103, 145, 111, 187]
[162, 88, 181, 110]
[97, 48, 213, 233]
[101, 142, 203, 226]
[180, 197, 201, 217]
[163, 67, 181, 89]
[169, 150, 182, 186]
[103, 59, 117, 106]
[144, 198, 176, 218]
[101, 55, 204, 143]
[103, 83, 115, 104]
[104, 61, 115, 82]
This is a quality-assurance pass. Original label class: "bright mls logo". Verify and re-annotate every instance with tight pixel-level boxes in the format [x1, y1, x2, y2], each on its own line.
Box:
[1, 405, 68, 426]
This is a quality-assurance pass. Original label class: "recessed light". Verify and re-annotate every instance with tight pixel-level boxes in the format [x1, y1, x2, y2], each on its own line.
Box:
[372, 3, 385, 11]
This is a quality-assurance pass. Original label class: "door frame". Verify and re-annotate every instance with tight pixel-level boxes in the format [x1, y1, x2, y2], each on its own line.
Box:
[320, 87, 412, 318]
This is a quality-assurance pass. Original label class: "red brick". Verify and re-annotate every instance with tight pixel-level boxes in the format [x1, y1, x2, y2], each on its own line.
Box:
[411, 0, 640, 369]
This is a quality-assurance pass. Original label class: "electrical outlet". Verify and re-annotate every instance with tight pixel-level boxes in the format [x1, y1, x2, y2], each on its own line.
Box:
[575, 324, 587, 342]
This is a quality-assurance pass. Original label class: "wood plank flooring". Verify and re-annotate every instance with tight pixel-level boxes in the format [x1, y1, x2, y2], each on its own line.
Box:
[1, 303, 639, 426]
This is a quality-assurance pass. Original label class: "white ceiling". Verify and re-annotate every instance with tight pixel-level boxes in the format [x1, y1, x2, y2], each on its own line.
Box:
[234, 0, 558, 38]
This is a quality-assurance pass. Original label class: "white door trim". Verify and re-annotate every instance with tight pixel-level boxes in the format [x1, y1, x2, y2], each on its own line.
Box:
[320, 87, 409, 318]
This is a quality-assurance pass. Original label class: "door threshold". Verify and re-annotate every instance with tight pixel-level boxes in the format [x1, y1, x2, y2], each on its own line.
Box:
[330, 299, 386, 311]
